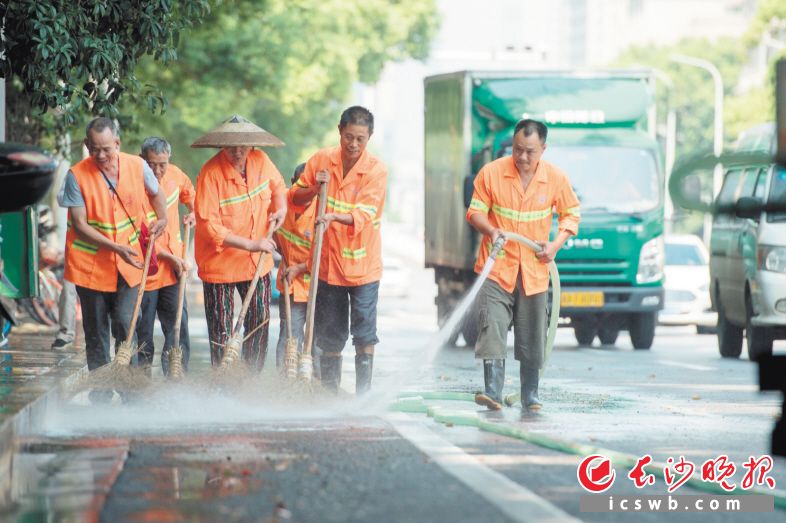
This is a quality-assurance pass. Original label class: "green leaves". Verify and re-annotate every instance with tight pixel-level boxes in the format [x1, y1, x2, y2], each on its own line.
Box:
[127, 0, 438, 177]
[2, 0, 210, 152]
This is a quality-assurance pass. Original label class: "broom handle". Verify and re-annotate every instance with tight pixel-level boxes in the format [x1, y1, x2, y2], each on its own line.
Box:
[171, 223, 191, 351]
[302, 181, 328, 357]
[231, 226, 276, 338]
[125, 229, 156, 345]
[281, 258, 293, 340]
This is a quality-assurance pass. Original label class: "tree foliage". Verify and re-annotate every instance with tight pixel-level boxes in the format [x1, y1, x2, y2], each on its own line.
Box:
[613, 0, 786, 236]
[123, 0, 439, 179]
[1, 0, 210, 147]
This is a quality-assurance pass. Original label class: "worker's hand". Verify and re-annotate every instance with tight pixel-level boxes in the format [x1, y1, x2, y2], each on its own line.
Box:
[172, 255, 189, 276]
[284, 262, 307, 284]
[535, 241, 558, 264]
[315, 170, 330, 184]
[115, 244, 143, 269]
[247, 237, 277, 254]
[268, 208, 286, 231]
[491, 228, 506, 244]
[182, 212, 196, 227]
[316, 213, 337, 227]
[149, 218, 168, 238]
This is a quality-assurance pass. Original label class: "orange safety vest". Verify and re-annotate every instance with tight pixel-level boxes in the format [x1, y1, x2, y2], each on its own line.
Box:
[274, 194, 317, 302]
[194, 149, 287, 284]
[291, 147, 387, 287]
[64, 153, 147, 292]
[142, 163, 195, 290]
[466, 156, 581, 295]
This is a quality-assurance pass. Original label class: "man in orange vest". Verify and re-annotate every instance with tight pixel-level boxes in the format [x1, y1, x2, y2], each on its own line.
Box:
[274, 163, 318, 373]
[193, 116, 287, 369]
[467, 119, 580, 411]
[59, 117, 168, 382]
[290, 106, 387, 394]
[135, 137, 196, 375]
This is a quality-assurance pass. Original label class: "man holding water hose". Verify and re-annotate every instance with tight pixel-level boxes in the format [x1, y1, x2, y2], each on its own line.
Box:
[467, 119, 580, 411]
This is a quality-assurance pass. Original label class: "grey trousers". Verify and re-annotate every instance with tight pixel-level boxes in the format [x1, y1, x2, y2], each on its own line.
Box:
[473, 278, 547, 369]
[75, 276, 137, 371]
[55, 280, 77, 343]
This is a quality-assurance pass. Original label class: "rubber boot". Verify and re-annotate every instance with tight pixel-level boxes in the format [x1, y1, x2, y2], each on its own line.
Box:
[320, 354, 342, 393]
[521, 365, 542, 411]
[474, 359, 505, 410]
[355, 353, 374, 395]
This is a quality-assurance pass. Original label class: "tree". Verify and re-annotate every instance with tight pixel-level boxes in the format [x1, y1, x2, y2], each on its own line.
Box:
[0, 0, 210, 149]
[122, 0, 439, 178]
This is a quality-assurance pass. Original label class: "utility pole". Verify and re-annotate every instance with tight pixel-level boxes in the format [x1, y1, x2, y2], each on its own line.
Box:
[671, 54, 724, 245]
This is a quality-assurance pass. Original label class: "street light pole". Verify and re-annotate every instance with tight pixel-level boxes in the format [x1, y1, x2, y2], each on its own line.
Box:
[671, 54, 724, 244]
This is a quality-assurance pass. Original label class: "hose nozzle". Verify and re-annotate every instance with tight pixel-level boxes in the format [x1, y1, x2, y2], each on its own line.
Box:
[489, 234, 507, 260]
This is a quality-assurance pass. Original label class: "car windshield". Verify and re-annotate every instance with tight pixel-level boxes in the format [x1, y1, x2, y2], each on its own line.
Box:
[543, 146, 661, 213]
[769, 166, 786, 222]
[665, 243, 706, 266]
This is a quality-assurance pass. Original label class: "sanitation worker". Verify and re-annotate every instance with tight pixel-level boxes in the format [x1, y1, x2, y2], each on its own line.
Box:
[274, 163, 319, 374]
[135, 136, 196, 375]
[193, 115, 287, 370]
[59, 117, 167, 399]
[290, 106, 387, 394]
[467, 119, 580, 411]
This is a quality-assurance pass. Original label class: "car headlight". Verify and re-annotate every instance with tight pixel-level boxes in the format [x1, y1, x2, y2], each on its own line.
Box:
[637, 235, 664, 284]
[758, 245, 786, 273]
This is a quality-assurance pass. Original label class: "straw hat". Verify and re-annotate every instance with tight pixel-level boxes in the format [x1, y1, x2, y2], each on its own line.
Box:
[191, 115, 285, 148]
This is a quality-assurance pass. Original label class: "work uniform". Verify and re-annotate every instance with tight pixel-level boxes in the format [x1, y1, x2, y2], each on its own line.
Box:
[195, 149, 287, 369]
[136, 163, 195, 375]
[290, 146, 387, 392]
[467, 155, 580, 367]
[273, 192, 317, 369]
[61, 152, 158, 370]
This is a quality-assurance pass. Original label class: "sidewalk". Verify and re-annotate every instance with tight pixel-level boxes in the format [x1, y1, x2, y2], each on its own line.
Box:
[0, 323, 86, 485]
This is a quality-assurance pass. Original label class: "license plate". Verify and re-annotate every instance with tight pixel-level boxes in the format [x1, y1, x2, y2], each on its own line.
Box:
[560, 291, 604, 307]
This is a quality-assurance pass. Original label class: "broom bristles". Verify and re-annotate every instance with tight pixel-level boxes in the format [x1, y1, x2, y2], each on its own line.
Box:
[217, 333, 243, 371]
[284, 338, 299, 380]
[168, 346, 185, 380]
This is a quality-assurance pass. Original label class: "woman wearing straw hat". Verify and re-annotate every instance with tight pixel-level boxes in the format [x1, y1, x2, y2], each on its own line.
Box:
[193, 115, 288, 370]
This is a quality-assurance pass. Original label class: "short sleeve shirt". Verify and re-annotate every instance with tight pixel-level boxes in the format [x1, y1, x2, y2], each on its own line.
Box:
[58, 160, 159, 208]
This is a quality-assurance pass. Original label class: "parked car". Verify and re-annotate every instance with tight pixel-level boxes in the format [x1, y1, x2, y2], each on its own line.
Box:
[660, 234, 716, 333]
[709, 123, 786, 361]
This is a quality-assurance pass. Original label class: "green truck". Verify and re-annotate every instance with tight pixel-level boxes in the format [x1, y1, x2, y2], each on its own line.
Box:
[424, 70, 665, 349]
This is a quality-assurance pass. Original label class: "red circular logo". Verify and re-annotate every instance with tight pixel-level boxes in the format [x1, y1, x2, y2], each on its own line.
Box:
[577, 454, 616, 493]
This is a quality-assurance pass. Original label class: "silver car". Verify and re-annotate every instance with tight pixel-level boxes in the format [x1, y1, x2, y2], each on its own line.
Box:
[709, 124, 786, 360]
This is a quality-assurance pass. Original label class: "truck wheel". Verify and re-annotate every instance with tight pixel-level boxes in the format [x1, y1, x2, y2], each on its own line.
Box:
[629, 312, 656, 350]
[746, 293, 772, 362]
[574, 322, 596, 347]
[598, 325, 619, 346]
[717, 295, 743, 358]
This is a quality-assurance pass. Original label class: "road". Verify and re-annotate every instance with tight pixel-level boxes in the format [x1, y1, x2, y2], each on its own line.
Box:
[4, 252, 785, 522]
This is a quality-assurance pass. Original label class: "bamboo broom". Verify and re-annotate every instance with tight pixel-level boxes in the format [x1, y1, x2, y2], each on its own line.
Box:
[300, 181, 328, 381]
[167, 223, 192, 380]
[76, 225, 157, 395]
[217, 227, 277, 372]
[114, 224, 157, 366]
[281, 258, 299, 380]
